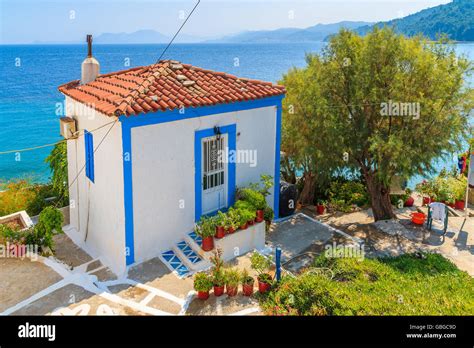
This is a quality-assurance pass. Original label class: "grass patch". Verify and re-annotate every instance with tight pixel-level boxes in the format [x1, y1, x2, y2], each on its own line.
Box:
[260, 253, 474, 315]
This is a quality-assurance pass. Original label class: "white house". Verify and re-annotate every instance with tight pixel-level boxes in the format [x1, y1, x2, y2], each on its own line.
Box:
[58, 40, 286, 275]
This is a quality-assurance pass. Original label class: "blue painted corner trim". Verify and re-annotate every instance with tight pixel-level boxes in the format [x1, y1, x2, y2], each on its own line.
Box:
[194, 124, 236, 222]
[274, 101, 283, 219]
[121, 123, 135, 265]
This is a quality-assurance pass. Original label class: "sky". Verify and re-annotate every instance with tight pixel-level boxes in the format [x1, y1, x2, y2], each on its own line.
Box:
[0, 0, 452, 44]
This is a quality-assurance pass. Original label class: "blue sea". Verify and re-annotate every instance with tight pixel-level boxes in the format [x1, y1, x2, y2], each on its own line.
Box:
[0, 43, 473, 186]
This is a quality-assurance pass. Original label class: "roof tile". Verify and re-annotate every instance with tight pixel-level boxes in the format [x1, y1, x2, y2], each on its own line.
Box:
[58, 60, 286, 117]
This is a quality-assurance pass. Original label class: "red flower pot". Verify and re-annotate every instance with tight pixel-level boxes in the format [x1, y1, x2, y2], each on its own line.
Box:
[242, 282, 254, 296]
[247, 219, 255, 226]
[227, 226, 235, 234]
[226, 285, 238, 297]
[411, 212, 426, 225]
[213, 285, 225, 297]
[215, 226, 226, 239]
[239, 223, 248, 230]
[422, 197, 430, 205]
[316, 205, 325, 215]
[404, 196, 414, 207]
[255, 210, 264, 223]
[197, 291, 210, 300]
[258, 280, 271, 294]
[455, 200, 465, 210]
[201, 236, 214, 251]
[447, 202, 455, 208]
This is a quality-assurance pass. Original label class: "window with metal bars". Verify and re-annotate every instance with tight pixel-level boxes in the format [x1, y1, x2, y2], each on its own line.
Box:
[202, 136, 224, 190]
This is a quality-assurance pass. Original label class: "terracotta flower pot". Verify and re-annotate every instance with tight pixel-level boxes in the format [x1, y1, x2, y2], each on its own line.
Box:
[215, 226, 226, 239]
[422, 197, 430, 206]
[404, 196, 414, 207]
[201, 236, 214, 251]
[242, 282, 254, 296]
[316, 205, 325, 215]
[255, 210, 264, 223]
[247, 219, 255, 226]
[455, 200, 465, 210]
[213, 285, 225, 297]
[226, 284, 238, 297]
[197, 290, 210, 300]
[227, 226, 236, 234]
[239, 222, 248, 230]
[258, 280, 271, 294]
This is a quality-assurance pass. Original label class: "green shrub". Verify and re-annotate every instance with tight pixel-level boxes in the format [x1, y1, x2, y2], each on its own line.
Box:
[251, 252, 273, 283]
[26, 206, 63, 251]
[193, 272, 213, 292]
[194, 216, 216, 238]
[328, 181, 369, 208]
[239, 188, 267, 210]
[260, 253, 474, 315]
[224, 268, 241, 287]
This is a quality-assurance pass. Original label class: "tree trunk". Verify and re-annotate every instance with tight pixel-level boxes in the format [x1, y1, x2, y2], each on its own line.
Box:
[364, 173, 396, 221]
[299, 172, 316, 205]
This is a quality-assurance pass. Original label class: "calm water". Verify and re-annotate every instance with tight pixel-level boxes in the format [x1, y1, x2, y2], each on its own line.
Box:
[0, 43, 473, 185]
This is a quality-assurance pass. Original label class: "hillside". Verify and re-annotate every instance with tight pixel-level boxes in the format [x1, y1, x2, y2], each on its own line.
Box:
[208, 21, 372, 43]
[358, 0, 474, 41]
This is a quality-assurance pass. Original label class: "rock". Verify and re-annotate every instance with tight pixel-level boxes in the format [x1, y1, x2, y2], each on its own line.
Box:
[372, 219, 410, 237]
[347, 224, 358, 232]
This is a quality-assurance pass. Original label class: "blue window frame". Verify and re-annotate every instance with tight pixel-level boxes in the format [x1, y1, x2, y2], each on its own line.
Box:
[84, 130, 95, 183]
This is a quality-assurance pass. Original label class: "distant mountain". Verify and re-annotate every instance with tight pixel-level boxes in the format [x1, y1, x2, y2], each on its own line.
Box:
[207, 21, 373, 43]
[357, 0, 474, 41]
[95, 29, 204, 44]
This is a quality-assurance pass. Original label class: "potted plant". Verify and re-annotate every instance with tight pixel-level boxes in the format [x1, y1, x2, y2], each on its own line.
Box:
[193, 272, 212, 300]
[250, 252, 273, 294]
[194, 216, 215, 252]
[210, 249, 225, 296]
[224, 268, 240, 297]
[240, 268, 254, 296]
[235, 200, 257, 226]
[451, 176, 467, 210]
[239, 188, 267, 222]
[215, 212, 226, 239]
[226, 208, 239, 234]
[316, 200, 326, 215]
[263, 206, 274, 231]
[403, 188, 414, 207]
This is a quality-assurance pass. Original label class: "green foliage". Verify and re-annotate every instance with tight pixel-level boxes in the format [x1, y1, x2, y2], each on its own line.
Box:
[0, 224, 27, 244]
[26, 206, 64, 251]
[193, 272, 213, 292]
[328, 180, 369, 207]
[260, 253, 474, 315]
[194, 216, 216, 238]
[250, 252, 273, 283]
[224, 268, 241, 287]
[210, 249, 225, 286]
[358, 0, 474, 42]
[281, 27, 472, 220]
[416, 172, 467, 202]
[263, 206, 274, 222]
[239, 187, 267, 210]
[240, 268, 254, 285]
[45, 142, 68, 200]
[0, 180, 39, 216]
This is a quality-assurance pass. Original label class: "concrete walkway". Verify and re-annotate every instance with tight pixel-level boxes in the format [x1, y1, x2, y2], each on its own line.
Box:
[0, 231, 262, 316]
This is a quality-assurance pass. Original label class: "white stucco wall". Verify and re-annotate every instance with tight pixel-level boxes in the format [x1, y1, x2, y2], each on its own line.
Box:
[131, 105, 278, 263]
[65, 97, 126, 274]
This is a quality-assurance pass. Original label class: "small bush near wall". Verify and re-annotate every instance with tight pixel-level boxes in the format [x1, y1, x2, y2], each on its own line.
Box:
[260, 253, 474, 315]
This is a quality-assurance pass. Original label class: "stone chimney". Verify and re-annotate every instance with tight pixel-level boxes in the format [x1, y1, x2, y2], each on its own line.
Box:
[81, 34, 100, 85]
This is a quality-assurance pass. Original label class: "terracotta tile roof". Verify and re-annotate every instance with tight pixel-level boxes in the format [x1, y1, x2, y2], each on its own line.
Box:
[58, 60, 286, 117]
